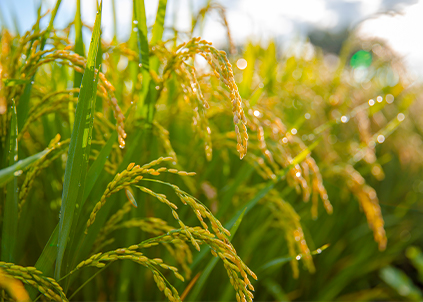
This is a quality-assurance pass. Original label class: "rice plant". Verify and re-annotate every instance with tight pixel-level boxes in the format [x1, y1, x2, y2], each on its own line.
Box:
[0, 1, 422, 301]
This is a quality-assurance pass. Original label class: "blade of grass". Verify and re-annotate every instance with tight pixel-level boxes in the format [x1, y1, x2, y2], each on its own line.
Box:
[82, 132, 117, 201]
[1, 99, 18, 262]
[70, 0, 85, 130]
[217, 164, 254, 217]
[134, 0, 152, 119]
[150, 0, 167, 72]
[0, 148, 51, 187]
[29, 131, 118, 299]
[55, 3, 102, 280]
[258, 244, 330, 273]
[186, 208, 247, 301]
[64, 67, 102, 290]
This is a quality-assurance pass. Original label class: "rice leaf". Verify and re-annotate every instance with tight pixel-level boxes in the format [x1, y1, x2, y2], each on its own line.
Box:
[55, 3, 102, 280]
[1, 99, 18, 262]
[261, 278, 289, 301]
[380, 266, 422, 300]
[0, 149, 51, 187]
[134, 0, 152, 118]
[71, 0, 84, 129]
[83, 132, 117, 202]
[32, 132, 118, 296]
[150, 0, 167, 72]
[258, 244, 330, 273]
[134, 0, 149, 71]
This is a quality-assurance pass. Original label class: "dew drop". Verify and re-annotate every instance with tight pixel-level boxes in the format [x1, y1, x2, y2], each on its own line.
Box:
[295, 255, 302, 260]
[397, 113, 405, 121]
[133, 27, 138, 32]
[31, 81, 35, 84]
[155, 86, 160, 90]
[14, 170, 23, 176]
[368, 99, 375, 106]
[291, 128, 297, 135]
[133, 20, 138, 24]
[316, 248, 322, 254]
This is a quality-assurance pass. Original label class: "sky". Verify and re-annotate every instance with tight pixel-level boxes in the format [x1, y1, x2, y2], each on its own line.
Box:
[0, 0, 422, 76]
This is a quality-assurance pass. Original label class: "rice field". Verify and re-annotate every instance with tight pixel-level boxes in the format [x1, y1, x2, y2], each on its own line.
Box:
[0, 1, 422, 301]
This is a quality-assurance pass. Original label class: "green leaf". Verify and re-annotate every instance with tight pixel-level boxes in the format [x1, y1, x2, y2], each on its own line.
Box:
[406, 246, 423, 283]
[31, 132, 118, 300]
[71, 0, 85, 129]
[134, 0, 152, 119]
[380, 266, 422, 300]
[55, 3, 102, 280]
[83, 132, 117, 202]
[258, 244, 330, 273]
[134, 0, 149, 71]
[150, 0, 167, 72]
[1, 99, 18, 262]
[0, 149, 51, 187]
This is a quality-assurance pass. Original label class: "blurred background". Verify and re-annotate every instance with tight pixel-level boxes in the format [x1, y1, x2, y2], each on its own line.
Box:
[1, 0, 423, 77]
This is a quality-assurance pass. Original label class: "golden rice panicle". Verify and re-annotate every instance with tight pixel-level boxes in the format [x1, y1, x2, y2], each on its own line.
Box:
[0, 262, 67, 301]
[172, 38, 248, 159]
[344, 165, 387, 250]
[144, 226, 255, 302]
[19, 138, 70, 215]
[22, 48, 126, 147]
[0, 268, 30, 302]
[117, 218, 193, 278]
[72, 248, 183, 301]
[246, 154, 276, 180]
[85, 163, 144, 233]
[153, 121, 177, 161]
[266, 191, 315, 277]
[93, 201, 134, 252]
[355, 109, 377, 164]
[306, 156, 333, 218]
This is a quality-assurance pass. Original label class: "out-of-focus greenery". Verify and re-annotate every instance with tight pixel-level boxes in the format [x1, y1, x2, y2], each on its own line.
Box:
[0, 1, 422, 301]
